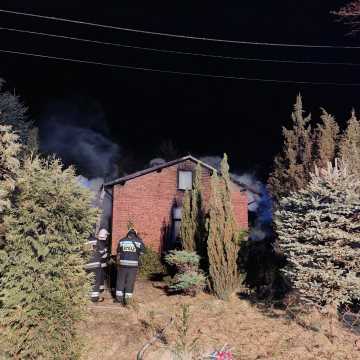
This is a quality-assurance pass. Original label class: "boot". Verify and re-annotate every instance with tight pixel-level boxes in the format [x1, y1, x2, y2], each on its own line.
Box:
[115, 296, 124, 305]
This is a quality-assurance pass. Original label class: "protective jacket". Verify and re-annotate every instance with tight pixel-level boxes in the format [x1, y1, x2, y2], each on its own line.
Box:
[116, 233, 145, 268]
[84, 232, 109, 301]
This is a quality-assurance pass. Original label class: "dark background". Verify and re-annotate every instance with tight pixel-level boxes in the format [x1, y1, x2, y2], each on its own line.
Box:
[0, 1, 359, 179]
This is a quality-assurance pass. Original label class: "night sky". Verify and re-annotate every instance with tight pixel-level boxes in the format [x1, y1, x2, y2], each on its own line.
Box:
[1, 1, 360, 180]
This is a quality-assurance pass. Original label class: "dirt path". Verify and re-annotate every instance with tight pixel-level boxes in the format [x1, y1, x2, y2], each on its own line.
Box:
[80, 280, 360, 360]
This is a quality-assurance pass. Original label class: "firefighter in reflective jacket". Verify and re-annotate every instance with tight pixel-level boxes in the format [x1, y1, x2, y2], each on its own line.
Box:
[116, 228, 145, 304]
[97, 229, 109, 294]
[85, 228, 109, 302]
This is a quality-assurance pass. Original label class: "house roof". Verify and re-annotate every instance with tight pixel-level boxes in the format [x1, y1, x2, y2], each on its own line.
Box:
[104, 155, 260, 195]
[104, 155, 214, 186]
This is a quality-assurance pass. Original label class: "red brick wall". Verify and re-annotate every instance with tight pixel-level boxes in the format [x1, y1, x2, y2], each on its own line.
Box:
[111, 160, 248, 254]
[230, 183, 248, 230]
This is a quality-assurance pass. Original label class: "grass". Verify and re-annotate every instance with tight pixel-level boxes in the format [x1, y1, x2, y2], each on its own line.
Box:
[79, 280, 360, 360]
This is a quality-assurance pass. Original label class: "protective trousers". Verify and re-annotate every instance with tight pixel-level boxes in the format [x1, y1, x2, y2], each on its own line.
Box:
[85, 242, 106, 302]
[87, 266, 104, 301]
[116, 266, 138, 301]
[98, 241, 108, 293]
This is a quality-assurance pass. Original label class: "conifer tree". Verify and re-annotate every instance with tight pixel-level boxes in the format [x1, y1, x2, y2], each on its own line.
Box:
[0, 156, 99, 359]
[275, 160, 360, 307]
[207, 154, 241, 300]
[180, 163, 206, 254]
[0, 80, 31, 145]
[0, 125, 21, 216]
[268, 95, 314, 203]
[27, 126, 40, 154]
[0, 125, 21, 278]
[314, 109, 339, 169]
[0, 125, 21, 249]
[339, 110, 360, 177]
[180, 189, 193, 251]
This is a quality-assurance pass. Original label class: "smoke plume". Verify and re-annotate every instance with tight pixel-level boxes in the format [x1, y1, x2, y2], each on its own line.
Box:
[200, 156, 273, 241]
[38, 98, 120, 180]
[38, 98, 119, 233]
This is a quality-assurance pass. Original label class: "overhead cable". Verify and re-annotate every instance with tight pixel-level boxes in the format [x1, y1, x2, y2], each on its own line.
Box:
[1, 48, 360, 86]
[1, 8, 360, 49]
[2, 26, 360, 66]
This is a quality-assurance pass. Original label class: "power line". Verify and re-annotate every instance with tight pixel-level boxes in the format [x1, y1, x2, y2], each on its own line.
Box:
[1, 8, 360, 49]
[2, 26, 360, 67]
[1, 48, 360, 86]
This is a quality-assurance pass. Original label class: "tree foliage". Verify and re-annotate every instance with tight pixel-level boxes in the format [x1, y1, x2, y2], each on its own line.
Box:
[275, 160, 360, 307]
[333, 1, 360, 33]
[268, 96, 342, 204]
[0, 125, 21, 248]
[0, 80, 31, 145]
[314, 109, 339, 169]
[268, 95, 314, 203]
[207, 154, 243, 300]
[338, 110, 360, 177]
[0, 156, 99, 359]
[0, 125, 21, 215]
[165, 250, 205, 296]
[180, 164, 206, 255]
[138, 247, 165, 279]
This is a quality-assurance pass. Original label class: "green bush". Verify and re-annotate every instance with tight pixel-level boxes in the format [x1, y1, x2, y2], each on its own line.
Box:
[165, 250, 206, 296]
[168, 271, 206, 296]
[138, 247, 165, 279]
[164, 250, 200, 273]
[0, 156, 98, 359]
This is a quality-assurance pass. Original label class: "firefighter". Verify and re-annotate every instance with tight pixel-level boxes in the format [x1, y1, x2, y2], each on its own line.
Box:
[85, 228, 109, 302]
[115, 228, 145, 305]
[97, 228, 109, 294]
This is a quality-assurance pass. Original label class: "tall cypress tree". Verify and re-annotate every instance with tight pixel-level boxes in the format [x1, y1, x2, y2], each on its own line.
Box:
[180, 163, 205, 253]
[180, 189, 194, 251]
[0, 156, 99, 359]
[207, 154, 240, 300]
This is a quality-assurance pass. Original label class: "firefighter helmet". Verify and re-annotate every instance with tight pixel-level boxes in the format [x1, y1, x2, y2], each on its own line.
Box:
[98, 228, 109, 240]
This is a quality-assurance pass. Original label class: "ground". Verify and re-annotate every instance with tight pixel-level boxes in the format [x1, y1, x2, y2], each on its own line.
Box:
[80, 280, 360, 360]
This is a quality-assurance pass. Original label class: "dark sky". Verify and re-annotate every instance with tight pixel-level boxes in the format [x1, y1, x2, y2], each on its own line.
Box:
[1, 1, 360, 179]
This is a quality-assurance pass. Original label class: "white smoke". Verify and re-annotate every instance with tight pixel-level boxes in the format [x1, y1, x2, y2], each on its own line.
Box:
[76, 175, 112, 232]
[38, 99, 119, 235]
[77, 175, 104, 193]
[39, 98, 120, 180]
[76, 175, 104, 207]
[200, 155, 272, 241]
[232, 173, 263, 212]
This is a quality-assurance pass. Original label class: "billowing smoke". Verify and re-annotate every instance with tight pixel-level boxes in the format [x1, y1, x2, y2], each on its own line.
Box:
[233, 173, 272, 241]
[77, 176, 104, 196]
[39, 98, 120, 180]
[77, 175, 104, 206]
[39, 98, 119, 234]
[200, 156, 273, 241]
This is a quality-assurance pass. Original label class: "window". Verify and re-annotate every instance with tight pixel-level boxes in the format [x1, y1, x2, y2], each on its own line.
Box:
[178, 170, 193, 190]
[172, 206, 182, 248]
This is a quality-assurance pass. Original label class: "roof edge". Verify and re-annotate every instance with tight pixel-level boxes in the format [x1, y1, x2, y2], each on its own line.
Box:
[104, 155, 217, 187]
[104, 155, 260, 195]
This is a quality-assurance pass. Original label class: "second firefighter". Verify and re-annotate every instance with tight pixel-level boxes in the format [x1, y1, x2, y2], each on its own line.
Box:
[115, 228, 145, 304]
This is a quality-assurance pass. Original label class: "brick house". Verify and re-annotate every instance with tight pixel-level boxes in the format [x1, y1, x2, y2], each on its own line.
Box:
[105, 155, 248, 255]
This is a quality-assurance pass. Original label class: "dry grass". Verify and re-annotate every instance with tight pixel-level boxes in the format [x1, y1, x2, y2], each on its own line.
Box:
[79, 280, 360, 360]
